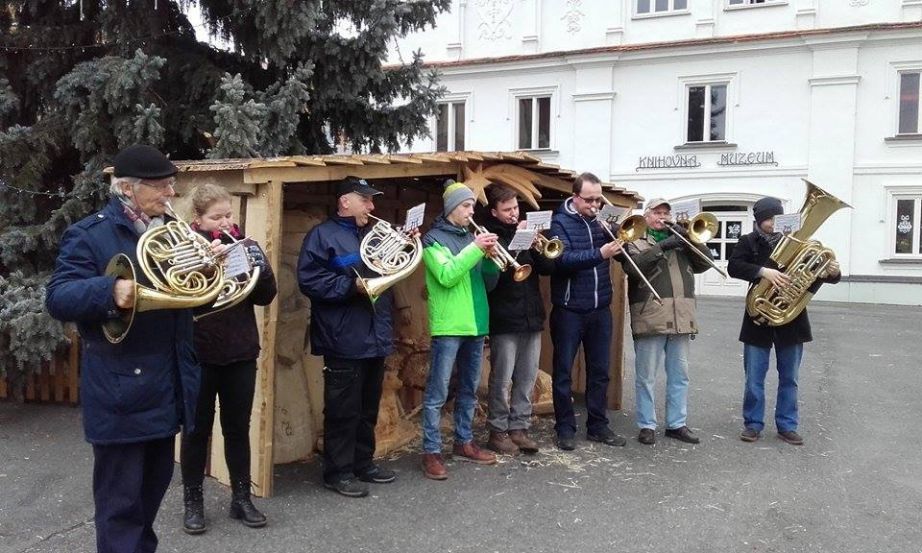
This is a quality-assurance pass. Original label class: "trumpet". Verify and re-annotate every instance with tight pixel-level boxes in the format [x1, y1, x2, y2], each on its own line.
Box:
[591, 207, 663, 305]
[468, 217, 532, 282]
[663, 212, 728, 278]
[533, 233, 563, 259]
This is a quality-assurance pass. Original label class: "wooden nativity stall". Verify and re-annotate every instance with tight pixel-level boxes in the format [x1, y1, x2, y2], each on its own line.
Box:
[170, 151, 642, 497]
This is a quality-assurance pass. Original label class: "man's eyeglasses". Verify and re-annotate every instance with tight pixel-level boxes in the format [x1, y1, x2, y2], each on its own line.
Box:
[140, 178, 177, 190]
[577, 195, 603, 204]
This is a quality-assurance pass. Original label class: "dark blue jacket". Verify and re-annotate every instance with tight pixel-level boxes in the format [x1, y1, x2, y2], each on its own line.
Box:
[549, 198, 613, 312]
[45, 198, 200, 445]
[297, 215, 395, 359]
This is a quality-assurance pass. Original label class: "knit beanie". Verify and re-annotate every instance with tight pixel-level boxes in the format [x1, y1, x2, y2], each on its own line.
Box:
[753, 197, 784, 224]
[442, 179, 476, 216]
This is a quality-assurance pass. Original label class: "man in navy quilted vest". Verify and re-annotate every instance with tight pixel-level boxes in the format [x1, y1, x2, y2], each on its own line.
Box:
[548, 172, 626, 451]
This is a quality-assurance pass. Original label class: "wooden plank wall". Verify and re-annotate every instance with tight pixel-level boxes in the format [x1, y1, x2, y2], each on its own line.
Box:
[0, 327, 80, 404]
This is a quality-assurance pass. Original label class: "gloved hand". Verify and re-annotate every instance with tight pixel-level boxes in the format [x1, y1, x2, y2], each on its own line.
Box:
[670, 223, 690, 238]
[658, 235, 684, 251]
[246, 243, 268, 270]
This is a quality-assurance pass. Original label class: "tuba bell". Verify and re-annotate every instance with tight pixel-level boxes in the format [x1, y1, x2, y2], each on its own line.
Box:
[746, 180, 851, 326]
[103, 202, 225, 343]
[356, 215, 423, 303]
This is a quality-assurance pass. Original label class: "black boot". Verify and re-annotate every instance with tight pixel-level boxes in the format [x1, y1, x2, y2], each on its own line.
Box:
[229, 479, 267, 528]
[182, 484, 206, 535]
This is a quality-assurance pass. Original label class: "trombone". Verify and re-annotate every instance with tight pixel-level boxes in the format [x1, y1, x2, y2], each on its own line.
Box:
[468, 217, 532, 282]
[663, 212, 728, 278]
[592, 207, 663, 305]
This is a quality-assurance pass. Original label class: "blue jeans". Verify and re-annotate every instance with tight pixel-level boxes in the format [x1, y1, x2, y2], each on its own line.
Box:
[549, 306, 612, 437]
[743, 342, 803, 432]
[633, 334, 690, 430]
[422, 336, 485, 454]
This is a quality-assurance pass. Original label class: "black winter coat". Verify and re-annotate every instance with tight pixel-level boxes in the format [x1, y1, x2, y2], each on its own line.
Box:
[484, 215, 555, 334]
[192, 231, 278, 365]
[727, 231, 840, 347]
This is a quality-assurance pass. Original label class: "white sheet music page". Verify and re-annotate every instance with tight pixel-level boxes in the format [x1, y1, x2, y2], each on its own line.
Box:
[526, 210, 553, 230]
[507, 229, 537, 251]
[404, 203, 426, 231]
[223, 245, 251, 278]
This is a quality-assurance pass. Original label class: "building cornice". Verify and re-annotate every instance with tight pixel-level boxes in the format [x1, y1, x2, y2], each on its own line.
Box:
[419, 21, 922, 73]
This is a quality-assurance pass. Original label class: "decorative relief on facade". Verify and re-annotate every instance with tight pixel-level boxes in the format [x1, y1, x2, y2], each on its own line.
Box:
[562, 0, 585, 34]
[849, 0, 869, 6]
[475, 0, 515, 40]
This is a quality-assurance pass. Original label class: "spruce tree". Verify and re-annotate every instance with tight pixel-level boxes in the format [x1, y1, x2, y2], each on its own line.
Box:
[0, 0, 449, 396]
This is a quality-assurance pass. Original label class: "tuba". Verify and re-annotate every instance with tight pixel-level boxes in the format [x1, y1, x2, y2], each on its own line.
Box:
[356, 215, 423, 303]
[746, 180, 851, 326]
[103, 202, 225, 343]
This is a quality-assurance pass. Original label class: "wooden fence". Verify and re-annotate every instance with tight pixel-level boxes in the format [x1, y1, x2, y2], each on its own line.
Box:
[0, 329, 80, 405]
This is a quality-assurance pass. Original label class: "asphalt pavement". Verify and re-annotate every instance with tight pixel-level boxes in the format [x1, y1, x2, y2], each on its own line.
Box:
[1, 297, 921, 553]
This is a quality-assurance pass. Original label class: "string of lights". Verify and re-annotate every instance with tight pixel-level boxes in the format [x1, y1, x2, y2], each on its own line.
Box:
[0, 179, 100, 200]
[0, 20, 211, 53]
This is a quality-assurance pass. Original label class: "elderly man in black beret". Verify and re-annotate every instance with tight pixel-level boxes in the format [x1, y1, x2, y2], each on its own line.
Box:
[46, 144, 205, 553]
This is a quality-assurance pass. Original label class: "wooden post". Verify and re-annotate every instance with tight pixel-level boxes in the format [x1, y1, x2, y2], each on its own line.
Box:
[607, 265, 626, 411]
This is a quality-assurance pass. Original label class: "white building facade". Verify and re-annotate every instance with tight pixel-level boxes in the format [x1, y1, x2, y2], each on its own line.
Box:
[393, 0, 922, 304]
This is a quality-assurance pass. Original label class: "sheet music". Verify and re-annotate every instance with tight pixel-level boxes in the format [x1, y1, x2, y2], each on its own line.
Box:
[507, 229, 537, 251]
[774, 213, 802, 235]
[223, 245, 251, 278]
[669, 199, 701, 223]
[404, 203, 426, 231]
[598, 203, 628, 224]
[526, 210, 553, 230]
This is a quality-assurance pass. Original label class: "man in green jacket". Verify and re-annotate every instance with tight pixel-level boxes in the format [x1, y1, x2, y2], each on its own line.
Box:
[420, 180, 500, 480]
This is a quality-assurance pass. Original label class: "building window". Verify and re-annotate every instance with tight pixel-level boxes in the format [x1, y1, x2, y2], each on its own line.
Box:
[898, 71, 921, 135]
[686, 84, 728, 143]
[435, 101, 465, 151]
[517, 96, 551, 150]
[893, 195, 922, 256]
[637, 0, 687, 14]
[728, 0, 775, 5]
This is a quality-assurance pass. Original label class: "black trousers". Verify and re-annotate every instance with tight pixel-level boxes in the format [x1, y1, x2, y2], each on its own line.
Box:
[322, 356, 386, 483]
[92, 437, 174, 553]
[180, 359, 257, 487]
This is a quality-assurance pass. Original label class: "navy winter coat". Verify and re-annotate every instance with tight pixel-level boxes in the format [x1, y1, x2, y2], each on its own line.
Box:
[549, 198, 613, 312]
[297, 215, 395, 359]
[45, 198, 200, 445]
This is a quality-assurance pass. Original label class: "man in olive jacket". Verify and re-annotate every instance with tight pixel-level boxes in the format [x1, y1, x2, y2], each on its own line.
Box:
[621, 198, 713, 446]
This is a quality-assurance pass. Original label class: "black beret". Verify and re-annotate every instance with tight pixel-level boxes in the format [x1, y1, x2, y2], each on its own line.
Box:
[112, 145, 178, 179]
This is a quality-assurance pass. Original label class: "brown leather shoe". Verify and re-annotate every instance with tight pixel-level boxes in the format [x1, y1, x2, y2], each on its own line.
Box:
[777, 430, 804, 445]
[487, 431, 520, 455]
[452, 441, 497, 465]
[508, 429, 539, 454]
[420, 453, 448, 480]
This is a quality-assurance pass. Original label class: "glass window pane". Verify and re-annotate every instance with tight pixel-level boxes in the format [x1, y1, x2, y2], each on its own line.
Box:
[637, 0, 651, 13]
[726, 220, 743, 240]
[729, 0, 744, 4]
[453, 102, 465, 151]
[710, 84, 727, 141]
[899, 72, 920, 135]
[436, 103, 448, 151]
[674, 0, 688, 8]
[687, 86, 705, 142]
[895, 199, 914, 254]
[655, 0, 668, 11]
[707, 243, 720, 260]
[518, 98, 533, 149]
[537, 97, 551, 149]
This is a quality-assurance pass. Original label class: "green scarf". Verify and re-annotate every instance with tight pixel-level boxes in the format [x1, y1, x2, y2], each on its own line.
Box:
[647, 228, 670, 242]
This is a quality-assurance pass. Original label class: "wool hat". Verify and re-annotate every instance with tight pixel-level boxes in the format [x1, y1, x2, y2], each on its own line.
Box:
[442, 179, 475, 216]
[336, 176, 382, 198]
[753, 196, 784, 224]
[112, 145, 177, 179]
[645, 197, 671, 212]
